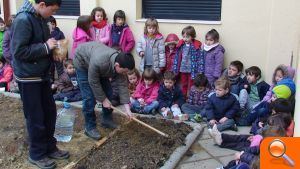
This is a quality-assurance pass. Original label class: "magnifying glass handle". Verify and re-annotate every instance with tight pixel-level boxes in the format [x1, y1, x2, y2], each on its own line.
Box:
[283, 154, 295, 167]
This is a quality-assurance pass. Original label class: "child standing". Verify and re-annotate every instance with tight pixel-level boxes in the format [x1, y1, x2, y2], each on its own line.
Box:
[244, 66, 270, 111]
[0, 57, 13, 91]
[205, 77, 240, 131]
[202, 29, 225, 86]
[0, 17, 5, 58]
[71, 15, 92, 59]
[158, 71, 185, 119]
[181, 74, 211, 122]
[90, 7, 110, 45]
[3, 15, 15, 63]
[53, 59, 82, 102]
[109, 10, 135, 53]
[164, 33, 179, 72]
[173, 26, 203, 97]
[131, 68, 159, 114]
[223, 60, 247, 109]
[127, 68, 141, 97]
[136, 18, 165, 74]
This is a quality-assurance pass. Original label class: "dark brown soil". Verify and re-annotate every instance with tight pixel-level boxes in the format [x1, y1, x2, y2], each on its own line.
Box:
[75, 117, 193, 169]
[0, 95, 122, 169]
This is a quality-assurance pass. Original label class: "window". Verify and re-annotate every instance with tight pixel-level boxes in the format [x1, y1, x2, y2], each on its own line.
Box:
[142, 0, 222, 21]
[55, 0, 80, 16]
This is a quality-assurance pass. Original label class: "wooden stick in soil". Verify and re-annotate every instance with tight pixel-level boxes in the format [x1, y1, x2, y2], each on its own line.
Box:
[111, 105, 170, 138]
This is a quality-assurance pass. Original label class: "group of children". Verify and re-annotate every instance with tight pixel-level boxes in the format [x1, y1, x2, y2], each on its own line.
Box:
[0, 6, 297, 169]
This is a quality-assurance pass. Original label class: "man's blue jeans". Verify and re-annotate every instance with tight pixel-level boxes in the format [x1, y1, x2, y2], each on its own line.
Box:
[76, 68, 113, 131]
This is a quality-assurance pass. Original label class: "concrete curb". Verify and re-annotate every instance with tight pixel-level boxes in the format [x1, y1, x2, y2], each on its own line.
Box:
[1, 92, 204, 169]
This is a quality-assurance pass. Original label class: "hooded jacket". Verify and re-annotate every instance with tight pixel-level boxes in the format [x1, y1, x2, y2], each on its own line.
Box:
[263, 65, 295, 102]
[202, 44, 225, 85]
[108, 26, 135, 53]
[133, 80, 160, 104]
[10, 0, 52, 82]
[173, 39, 203, 79]
[136, 33, 165, 73]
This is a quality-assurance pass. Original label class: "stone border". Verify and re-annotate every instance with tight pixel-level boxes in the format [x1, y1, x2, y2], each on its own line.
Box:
[1, 92, 204, 169]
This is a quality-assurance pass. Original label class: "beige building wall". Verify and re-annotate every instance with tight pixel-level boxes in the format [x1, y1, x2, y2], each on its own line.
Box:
[10, 0, 300, 83]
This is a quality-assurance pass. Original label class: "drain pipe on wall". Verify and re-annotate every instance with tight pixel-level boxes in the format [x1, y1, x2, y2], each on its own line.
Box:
[293, 58, 300, 136]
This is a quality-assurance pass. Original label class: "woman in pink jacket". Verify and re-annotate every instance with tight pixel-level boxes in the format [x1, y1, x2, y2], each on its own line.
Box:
[71, 15, 92, 59]
[0, 57, 13, 91]
[90, 7, 110, 45]
[131, 68, 159, 114]
[108, 10, 135, 53]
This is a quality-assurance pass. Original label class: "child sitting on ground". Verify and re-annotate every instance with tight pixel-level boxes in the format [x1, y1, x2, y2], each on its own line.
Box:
[127, 68, 140, 100]
[237, 84, 292, 126]
[164, 33, 179, 72]
[158, 71, 186, 119]
[214, 125, 286, 169]
[204, 77, 240, 131]
[250, 98, 294, 136]
[222, 60, 247, 109]
[0, 57, 12, 91]
[53, 59, 82, 102]
[202, 29, 225, 86]
[262, 64, 294, 103]
[131, 68, 160, 114]
[244, 66, 270, 111]
[181, 74, 211, 122]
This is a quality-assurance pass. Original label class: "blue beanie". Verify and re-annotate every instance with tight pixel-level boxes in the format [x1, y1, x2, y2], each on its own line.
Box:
[277, 78, 296, 95]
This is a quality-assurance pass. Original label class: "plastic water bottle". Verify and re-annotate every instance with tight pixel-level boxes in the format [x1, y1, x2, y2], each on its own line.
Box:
[54, 98, 75, 142]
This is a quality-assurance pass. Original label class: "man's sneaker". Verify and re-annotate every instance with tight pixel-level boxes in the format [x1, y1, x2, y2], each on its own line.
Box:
[84, 128, 101, 140]
[28, 157, 56, 169]
[191, 114, 202, 123]
[48, 149, 70, 160]
[101, 120, 117, 129]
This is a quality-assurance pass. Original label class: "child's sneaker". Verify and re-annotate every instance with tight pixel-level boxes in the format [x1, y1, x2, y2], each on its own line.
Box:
[191, 114, 202, 123]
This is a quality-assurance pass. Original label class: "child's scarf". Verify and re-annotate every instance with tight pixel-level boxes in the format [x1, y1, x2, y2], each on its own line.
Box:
[92, 20, 107, 29]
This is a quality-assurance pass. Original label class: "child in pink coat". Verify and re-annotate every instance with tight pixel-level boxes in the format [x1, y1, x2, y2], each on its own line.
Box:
[131, 68, 159, 114]
[108, 10, 135, 53]
[90, 7, 110, 45]
[71, 15, 92, 59]
[0, 57, 13, 91]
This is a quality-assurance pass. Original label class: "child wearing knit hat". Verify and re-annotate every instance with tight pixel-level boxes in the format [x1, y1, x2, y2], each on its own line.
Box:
[271, 84, 292, 101]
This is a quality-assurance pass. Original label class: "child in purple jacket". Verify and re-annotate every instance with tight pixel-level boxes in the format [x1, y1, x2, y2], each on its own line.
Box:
[3, 15, 15, 63]
[201, 29, 225, 87]
[108, 10, 135, 53]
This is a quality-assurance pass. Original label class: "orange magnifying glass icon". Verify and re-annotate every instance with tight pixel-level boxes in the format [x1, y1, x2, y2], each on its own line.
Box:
[268, 139, 295, 167]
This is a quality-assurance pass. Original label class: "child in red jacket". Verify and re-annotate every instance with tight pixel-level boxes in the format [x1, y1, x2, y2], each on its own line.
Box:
[0, 57, 13, 91]
[164, 33, 179, 72]
[131, 68, 159, 114]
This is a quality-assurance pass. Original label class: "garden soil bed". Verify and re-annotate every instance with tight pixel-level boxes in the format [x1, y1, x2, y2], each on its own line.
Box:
[0, 95, 123, 169]
[74, 117, 193, 169]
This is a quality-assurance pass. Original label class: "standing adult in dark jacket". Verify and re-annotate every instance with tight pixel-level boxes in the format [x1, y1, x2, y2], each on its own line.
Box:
[10, 0, 69, 169]
[73, 41, 134, 140]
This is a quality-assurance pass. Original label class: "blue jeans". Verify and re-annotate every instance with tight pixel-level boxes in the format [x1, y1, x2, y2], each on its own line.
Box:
[76, 68, 114, 130]
[216, 118, 235, 132]
[181, 103, 205, 119]
[131, 99, 159, 114]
